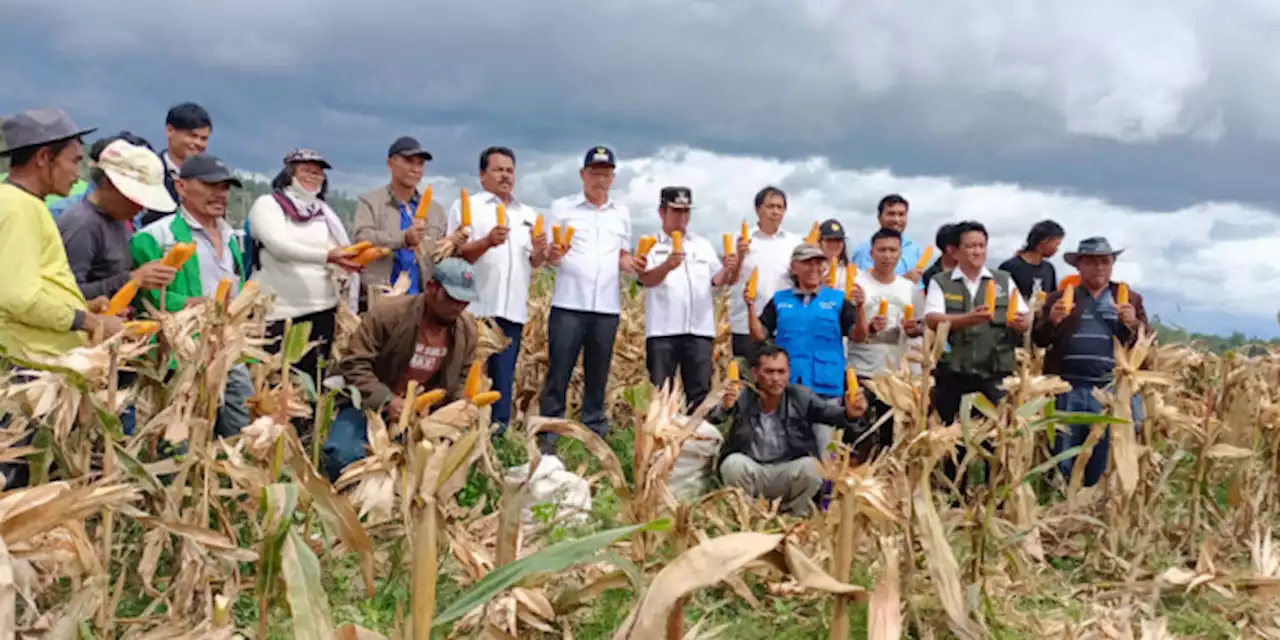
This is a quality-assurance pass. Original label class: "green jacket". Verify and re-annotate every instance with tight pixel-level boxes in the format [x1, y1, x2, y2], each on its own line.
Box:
[932, 269, 1020, 379]
[130, 213, 244, 313]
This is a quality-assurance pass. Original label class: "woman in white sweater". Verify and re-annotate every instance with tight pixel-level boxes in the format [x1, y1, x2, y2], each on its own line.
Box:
[248, 148, 363, 386]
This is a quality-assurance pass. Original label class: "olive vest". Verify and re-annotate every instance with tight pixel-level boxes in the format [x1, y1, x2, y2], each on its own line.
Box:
[932, 269, 1019, 378]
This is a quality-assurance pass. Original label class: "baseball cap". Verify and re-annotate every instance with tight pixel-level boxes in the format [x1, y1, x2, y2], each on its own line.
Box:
[660, 186, 692, 209]
[432, 257, 479, 303]
[96, 139, 177, 213]
[791, 243, 826, 262]
[283, 147, 332, 169]
[819, 219, 845, 240]
[0, 107, 97, 156]
[583, 146, 616, 168]
[388, 136, 432, 160]
[178, 154, 243, 188]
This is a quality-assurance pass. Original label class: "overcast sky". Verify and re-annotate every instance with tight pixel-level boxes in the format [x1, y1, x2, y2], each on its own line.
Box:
[3, 0, 1278, 336]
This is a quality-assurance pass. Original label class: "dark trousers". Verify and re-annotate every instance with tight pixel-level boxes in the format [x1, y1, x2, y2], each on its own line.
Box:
[266, 306, 338, 387]
[646, 334, 714, 413]
[539, 308, 620, 451]
[931, 368, 1008, 490]
[732, 333, 759, 365]
[488, 317, 524, 433]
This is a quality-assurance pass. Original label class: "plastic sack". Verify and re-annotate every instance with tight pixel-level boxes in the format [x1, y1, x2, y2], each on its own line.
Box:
[503, 454, 592, 526]
[668, 417, 724, 501]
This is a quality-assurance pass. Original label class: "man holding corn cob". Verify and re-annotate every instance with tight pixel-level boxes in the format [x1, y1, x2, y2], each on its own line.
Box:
[637, 187, 738, 412]
[850, 194, 926, 284]
[728, 186, 798, 363]
[446, 147, 549, 433]
[538, 146, 646, 450]
[1033, 237, 1148, 487]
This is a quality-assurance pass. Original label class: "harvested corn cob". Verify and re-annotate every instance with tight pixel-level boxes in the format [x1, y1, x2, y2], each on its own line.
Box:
[805, 222, 820, 245]
[351, 247, 391, 266]
[903, 304, 914, 321]
[745, 268, 759, 302]
[727, 360, 739, 381]
[915, 246, 934, 271]
[463, 360, 484, 399]
[1062, 284, 1075, 314]
[496, 202, 507, 227]
[343, 241, 373, 256]
[984, 280, 997, 310]
[471, 391, 501, 407]
[533, 214, 544, 238]
[215, 277, 234, 305]
[845, 369, 859, 405]
[460, 189, 472, 227]
[1116, 283, 1129, 305]
[740, 220, 750, 248]
[827, 257, 838, 287]
[1006, 293, 1019, 323]
[722, 233, 733, 256]
[415, 185, 433, 219]
[672, 231, 683, 253]
[123, 320, 160, 337]
[562, 226, 575, 248]
[552, 225, 563, 246]
[107, 281, 140, 316]
[412, 388, 447, 413]
[161, 242, 197, 269]
[877, 299, 888, 317]
[636, 236, 657, 258]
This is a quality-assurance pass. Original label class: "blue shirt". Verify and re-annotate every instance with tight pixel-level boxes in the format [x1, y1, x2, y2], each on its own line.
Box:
[850, 235, 925, 286]
[391, 200, 422, 294]
[1062, 289, 1119, 386]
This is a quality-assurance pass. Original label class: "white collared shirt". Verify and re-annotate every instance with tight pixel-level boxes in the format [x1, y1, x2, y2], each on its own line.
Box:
[924, 265, 1030, 318]
[546, 193, 632, 314]
[729, 227, 800, 334]
[446, 190, 537, 324]
[644, 231, 721, 338]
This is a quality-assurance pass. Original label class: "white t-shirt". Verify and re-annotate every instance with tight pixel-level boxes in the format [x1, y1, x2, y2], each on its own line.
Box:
[644, 231, 721, 338]
[547, 194, 632, 315]
[847, 271, 922, 377]
[445, 190, 538, 324]
[728, 228, 800, 335]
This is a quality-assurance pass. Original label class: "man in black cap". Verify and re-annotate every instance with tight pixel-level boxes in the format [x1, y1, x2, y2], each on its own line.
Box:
[0, 107, 127, 357]
[539, 146, 646, 451]
[352, 136, 450, 303]
[638, 186, 738, 412]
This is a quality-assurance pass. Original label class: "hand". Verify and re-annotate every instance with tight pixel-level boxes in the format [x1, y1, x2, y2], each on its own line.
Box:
[1048, 299, 1070, 325]
[326, 247, 365, 272]
[84, 313, 125, 337]
[184, 296, 210, 309]
[86, 297, 110, 314]
[847, 283, 866, 306]
[486, 225, 510, 247]
[743, 289, 756, 308]
[722, 253, 740, 273]
[736, 237, 751, 256]
[531, 227, 549, 256]
[845, 389, 869, 419]
[621, 253, 647, 274]
[132, 261, 178, 290]
[902, 317, 923, 338]
[722, 382, 740, 410]
[1009, 312, 1030, 333]
[903, 268, 923, 284]
[970, 305, 995, 322]
[385, 396, 405, 423]
[869, 314, 887, 334]
[404, 224, 426, 248]
[663, 251, 685, 271]
[549, 242, 567, 266]
[1117, 303, 1138, 329]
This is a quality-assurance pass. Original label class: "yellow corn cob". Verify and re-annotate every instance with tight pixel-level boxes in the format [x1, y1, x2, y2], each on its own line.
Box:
[463, 360, 484, 399]
[160, 242, 197, 269]
[672, 231, 683, 253]
[727, 360, 739, 381]
[496, 202, 507, 227]
[342, 241, 373, 256]
[877, 299, 888, 317]
[415, 185, 433, 219]
[636, 236, 657, 258]
[1035, 290, 1048, 305]
[351, 247, 391, 266]
[903, 304, 914, 321]
[471, 391, 501, 407]
[827, 256, 838, 287]
[1006, 293, 1019, 323]
[1062, 284, 1075, 314]
[412, 388, 447, 414]
[107, 280, 140, 316]
[215, 277, 233, 305]
[915, 246, 935, 271]
[552, 225, 563, 246]
[845, 369, 859, 405]
[533, 214, 544, 238]
[845, 264, 857, 296]
[562, 226, 575, 248]
[984, 280, 997, 310]
[740, 220, 750, 248]
[722, 233, 733, 256]
[805, 222, 820, 245]
[745, 268, 759, 302]
[1116, 283, 1129, 305]
[460, 188, 472, 227]
[122, 320, 160, 337]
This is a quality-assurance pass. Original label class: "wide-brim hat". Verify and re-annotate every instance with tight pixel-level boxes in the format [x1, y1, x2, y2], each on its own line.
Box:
[0, 107, 97, 156]
[97, 139, 177, 212]
[1063, 236, 1124, 267]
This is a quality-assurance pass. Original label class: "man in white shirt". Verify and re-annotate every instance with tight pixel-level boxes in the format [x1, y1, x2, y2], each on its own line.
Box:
[447, 147, 550, 433]
[638, 187, 738, 412]
[850, 194, 926, 287]
[539, 147, 647, 450]
[729, 186, 798, 363]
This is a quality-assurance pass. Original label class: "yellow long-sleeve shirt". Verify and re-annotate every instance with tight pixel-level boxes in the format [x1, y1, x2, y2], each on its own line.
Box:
[0, 183, 87, 357]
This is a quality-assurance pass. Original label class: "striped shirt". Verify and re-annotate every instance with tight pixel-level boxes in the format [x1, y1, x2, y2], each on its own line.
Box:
[1062, 289, 1119, 386]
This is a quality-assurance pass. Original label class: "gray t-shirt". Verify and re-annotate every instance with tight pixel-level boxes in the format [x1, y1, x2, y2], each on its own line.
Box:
[56, 198, 134, 300]
[747, 408, 789, 464]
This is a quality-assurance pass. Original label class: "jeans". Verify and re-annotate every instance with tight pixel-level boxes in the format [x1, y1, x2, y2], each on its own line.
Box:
[265, 307, 338, 391]
[487, 317, 524, 433]
[646, 334, 714, 413]
[538, 308, 620, 452]
[731, 333, 759, 366]
[216, 363, 254, 438]
[322, 405, 369, 482]
[1052, 384, 1147, 488]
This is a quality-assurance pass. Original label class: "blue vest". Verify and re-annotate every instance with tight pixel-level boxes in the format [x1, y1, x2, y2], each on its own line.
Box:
[772, 287, 846, 397]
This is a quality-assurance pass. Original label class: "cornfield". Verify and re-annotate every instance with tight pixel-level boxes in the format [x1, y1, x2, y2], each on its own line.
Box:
[1, 268, 1278, 639]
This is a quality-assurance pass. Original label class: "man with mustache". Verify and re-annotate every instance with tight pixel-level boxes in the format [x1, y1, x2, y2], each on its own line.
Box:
[447, 147, 549, 434]
[322, 258, 479, 481]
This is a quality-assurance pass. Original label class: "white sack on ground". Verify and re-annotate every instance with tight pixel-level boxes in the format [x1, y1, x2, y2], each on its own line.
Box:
[503, 455, 593, 526]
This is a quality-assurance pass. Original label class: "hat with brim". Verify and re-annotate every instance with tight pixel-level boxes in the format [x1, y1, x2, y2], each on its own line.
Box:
[819, 219, 845, 240]
[791, 243, 826, 262]
[283, 147, 332, 170]
[432, 257, 479, 303]
[1063, 236, 1124, 267]
[98, 139, 177, 212]
[178, 154, 243, 189]
[0, 107, 97, 157]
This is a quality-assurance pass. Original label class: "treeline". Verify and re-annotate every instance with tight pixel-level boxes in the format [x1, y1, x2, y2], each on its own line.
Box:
[1150, 319, 1278, 354]
[223, 174, 360, 227]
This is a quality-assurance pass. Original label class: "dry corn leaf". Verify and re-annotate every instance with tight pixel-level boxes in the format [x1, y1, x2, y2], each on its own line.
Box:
[867, 540, 902, 640]
[286, 452, 376, 598]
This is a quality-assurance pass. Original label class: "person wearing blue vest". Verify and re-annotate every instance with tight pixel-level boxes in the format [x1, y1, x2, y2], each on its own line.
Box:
[745, 242, 865, 399]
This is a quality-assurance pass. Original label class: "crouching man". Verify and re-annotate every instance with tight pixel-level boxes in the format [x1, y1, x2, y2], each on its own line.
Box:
[322, 258, 478, 481]
[710, 344, 868, 517]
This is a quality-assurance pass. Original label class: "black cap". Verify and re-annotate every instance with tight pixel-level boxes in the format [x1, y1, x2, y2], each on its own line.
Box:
[819, 218, 846, 240]
[660, 186, 692, 209]
[583, 146, 616, 168]
[388, 136, 433, 160]
[177, 154, 243, 188]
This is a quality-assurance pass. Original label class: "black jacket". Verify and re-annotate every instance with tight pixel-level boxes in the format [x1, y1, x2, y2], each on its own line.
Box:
[710, 384, 866, 468]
